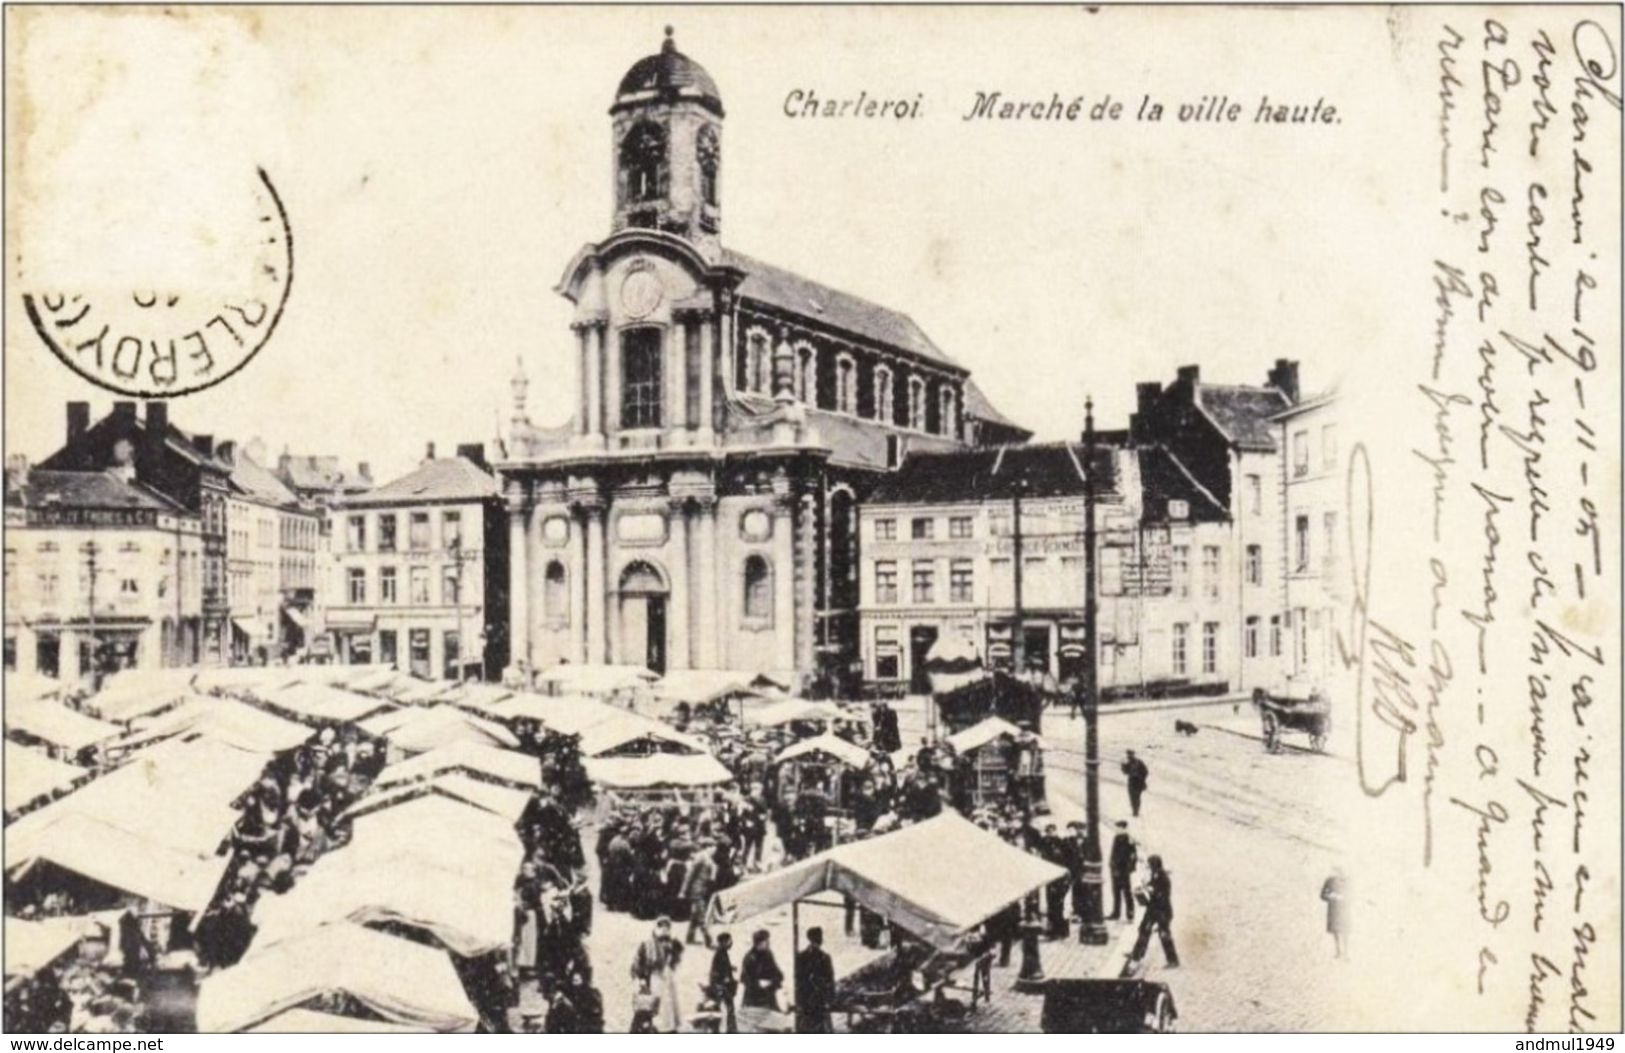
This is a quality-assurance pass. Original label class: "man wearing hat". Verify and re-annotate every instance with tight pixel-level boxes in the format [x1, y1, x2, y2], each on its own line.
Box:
[1108, 820, 1139, 921]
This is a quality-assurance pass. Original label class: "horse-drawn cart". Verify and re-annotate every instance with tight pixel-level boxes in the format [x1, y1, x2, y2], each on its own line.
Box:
[1251, 682, 1330, 753]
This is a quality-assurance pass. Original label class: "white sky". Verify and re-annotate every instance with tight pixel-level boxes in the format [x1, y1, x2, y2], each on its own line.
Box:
[5, 6, 1418, 483]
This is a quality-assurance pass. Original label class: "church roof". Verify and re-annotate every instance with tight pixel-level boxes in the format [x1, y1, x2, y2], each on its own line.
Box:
[341, 457, 499, 508]
[961, 378, 1027, 434]
[722, 248, 962, 373]
[614, 29, 724, 117]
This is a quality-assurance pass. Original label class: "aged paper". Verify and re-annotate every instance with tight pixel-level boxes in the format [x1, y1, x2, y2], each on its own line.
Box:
[2, 5, 1619, 1035]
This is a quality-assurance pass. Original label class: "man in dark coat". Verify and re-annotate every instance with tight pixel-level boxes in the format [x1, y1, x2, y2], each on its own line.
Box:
[740, 929, 784, 1011]
[873, 701, 901, 754]
[1107, 820, 1138, 921]
[1121, 751, 1149, 817]
[1124, 854, 1179, 973]
[1040, 824, 1070, 938]
[708, 932, 739, 1033]
[793, 927, 835, 1033]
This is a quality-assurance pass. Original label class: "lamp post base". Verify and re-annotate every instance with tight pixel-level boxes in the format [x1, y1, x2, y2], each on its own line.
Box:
[1077, 855, 1109, 945]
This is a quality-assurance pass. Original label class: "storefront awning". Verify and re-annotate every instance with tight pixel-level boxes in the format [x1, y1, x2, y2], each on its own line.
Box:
[325, 615, 377, 633]
[281, 606, 309, 630]
[231, 617, 264, 641]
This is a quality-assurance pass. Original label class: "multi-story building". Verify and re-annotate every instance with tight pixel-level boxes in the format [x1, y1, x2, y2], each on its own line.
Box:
[4, 458, 205, 680]
[37, 401, 233, 665]
[325, 445, 509, 680]
[220, 443, 323, 662]
[857, 440, 1235, 696]
[273, 453, 374, 510]
[497, 30, 1023, 688]
[1271, 390, 1343, 684]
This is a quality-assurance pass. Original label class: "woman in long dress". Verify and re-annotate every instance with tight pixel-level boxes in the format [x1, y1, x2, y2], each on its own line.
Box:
[1320, 869, 1349, 959]
[630, 918, 684, 1033]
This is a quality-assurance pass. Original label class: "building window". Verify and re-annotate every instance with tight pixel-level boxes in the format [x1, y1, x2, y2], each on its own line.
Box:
[1246, 474, 1262, 516]
[1323, 512, 1338, 577]
[347, 515, 366, 552]
[697, 124, 720, 207]
[836, 354, 857, 415]
[379, 629, 397, 667]
[443, 511, 462, 551]
[1270, 614, 1283, 657]
[1322, 424, 1338, 471]
[409, 512, 431, 551]
[347, 567, 366, 604]
[544, 561, 568, 620]
[443, 630, 461, 680]
[1172, 545, 1190, 597]
[912, 562, 935, 604]
[797, 345, 817, 405]
[949, 560, 974, 603]
[875, 518, 896, 542]
[409, 628, 431, 676]
[743, 555, 772, 622]
[622, 328, 664, 428]
[939, 386, 957, 438]
[908, 376, 927, 431]
[949, 516, 973, 539]
[989, 512, 1011, 537]
[621, 120, 667, 203]
[1202, 622, 1218, 675]
[1245, 544, 1262, 586]
[1295, 515, 1311, 572]
[380, 566, 398, 604]
[911, 517, 934, 541]
[1172, 622, 1188, 676]
[874, 366, 894, 424]
[874, 624, 901, 680]
[875, 561, 898, 604]
[1245, 615, 1260, 658]
[410, 565, 431, 605]
[442, 565, 459, 606]
[746, 330, 770, 393]
[1202, 545, 1221, 599]
[1293, 429, 1310, 477]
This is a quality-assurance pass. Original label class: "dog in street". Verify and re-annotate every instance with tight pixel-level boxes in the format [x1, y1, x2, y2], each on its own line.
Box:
[1173, 720, 1198, 736]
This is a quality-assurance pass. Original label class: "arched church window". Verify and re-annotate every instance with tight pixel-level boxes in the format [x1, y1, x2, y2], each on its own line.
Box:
[908, 376, 928, 431]
[797, 345, 817, 405]
[621, 122, 668, 204]
[837, 354, 857, 415]
[621, 328, 664, 429]
[746, 330, 770, 393]
[874, 365, 894, 424]
[697, 125, 720, 207]
[743, 555, 772, 622]
[544, 561, 569, 620]
[939, 385, 957, 438]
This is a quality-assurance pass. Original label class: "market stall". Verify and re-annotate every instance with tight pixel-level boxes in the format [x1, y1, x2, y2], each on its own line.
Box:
[943, 717, 1046, 811]
[772, 733, 874, 812]
[359, 704, 520, 758]
[533, 663, 659, 706]
[3, 743, 92, 818]
[5, 698, 120, 760]
[583, 752, 735, 808]
[370, 740, 543, 794]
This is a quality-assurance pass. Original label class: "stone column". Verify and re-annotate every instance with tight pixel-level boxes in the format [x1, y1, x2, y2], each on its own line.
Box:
[773, 496, 796, 672]
[602, 322, 620, 438]
[526, 504, 548, 668]
[667, 500, 690, 670]
[506, 483, 530, 678]
[568, 507, 587, 664]
[670, 321, 688, 440]
[584, 503, 607, 665]
[574, 324, 590, 436]
[695, 496, 719, 669]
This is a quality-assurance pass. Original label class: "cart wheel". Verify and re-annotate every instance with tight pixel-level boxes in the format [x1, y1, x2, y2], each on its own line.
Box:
[1154, 994, 1177, 1034]
[1261, 713, 1280, 752]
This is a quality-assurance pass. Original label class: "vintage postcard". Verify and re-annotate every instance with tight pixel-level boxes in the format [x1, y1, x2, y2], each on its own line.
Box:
[1, 4, 1619, 1036]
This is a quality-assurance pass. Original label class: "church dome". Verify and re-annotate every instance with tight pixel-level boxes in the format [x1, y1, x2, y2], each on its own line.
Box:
[613, 27, 724, 117]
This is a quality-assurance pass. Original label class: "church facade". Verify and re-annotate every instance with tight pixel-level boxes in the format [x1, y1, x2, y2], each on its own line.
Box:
[497, 30, 1024, 688]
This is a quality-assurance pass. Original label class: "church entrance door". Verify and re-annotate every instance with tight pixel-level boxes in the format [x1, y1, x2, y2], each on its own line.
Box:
[618, 561, 668, 675]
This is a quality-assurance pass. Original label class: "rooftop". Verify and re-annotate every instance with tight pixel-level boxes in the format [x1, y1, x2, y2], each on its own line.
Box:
[340, 457, 499, 508]
[6, 470, 186, 514]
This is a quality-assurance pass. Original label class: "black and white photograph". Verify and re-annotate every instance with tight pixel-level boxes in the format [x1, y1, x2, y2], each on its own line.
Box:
[0, 4, 1619, 1037]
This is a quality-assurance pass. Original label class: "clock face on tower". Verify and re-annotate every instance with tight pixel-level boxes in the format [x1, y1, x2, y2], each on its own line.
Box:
[620, 265, 664, 319]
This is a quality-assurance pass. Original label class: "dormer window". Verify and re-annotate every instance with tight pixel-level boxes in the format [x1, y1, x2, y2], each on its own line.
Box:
[621, 121, 668, 204]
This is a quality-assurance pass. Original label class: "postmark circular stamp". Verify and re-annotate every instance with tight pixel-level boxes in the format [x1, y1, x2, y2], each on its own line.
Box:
[20, 167, 294, 398]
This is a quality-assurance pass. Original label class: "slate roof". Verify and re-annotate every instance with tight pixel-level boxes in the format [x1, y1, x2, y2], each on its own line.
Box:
[228, 452, 299, 508]
[868, 441, 1116, 505]
[1136, 446, 1229, 524]
[340, 458, 499, 508]
[278, 456, 371, 494]
[722, 248, 960, 371]
[614, 31, 723, 116]
[962, 378, 1028, 435]
[1196, 384, 1290, 452]
[8, 470, 186, 513]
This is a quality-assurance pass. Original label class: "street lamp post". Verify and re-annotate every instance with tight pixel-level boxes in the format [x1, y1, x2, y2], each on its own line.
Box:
[1078, 397, 1109, 944]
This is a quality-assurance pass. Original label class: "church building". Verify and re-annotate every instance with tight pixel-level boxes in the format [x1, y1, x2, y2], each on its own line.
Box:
[498, 29, 1025, 688]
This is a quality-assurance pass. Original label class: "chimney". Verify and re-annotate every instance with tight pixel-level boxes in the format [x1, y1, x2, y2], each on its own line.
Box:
[217, 439, 236, 464]
[194, 434, 215, 458]
[67, 402, 90, 446]
[1175, 365, 1200, 388]
[113, 401, 137, 420]
[1267, 358, 1301, 403]
[141, 402, 168, 471]
[1131, 382, 1161, 441]
[425, 442, 436, 461]
[456, 443, 488, 472]
[6, 453, 29, 492]
[357, 462, 372, 481]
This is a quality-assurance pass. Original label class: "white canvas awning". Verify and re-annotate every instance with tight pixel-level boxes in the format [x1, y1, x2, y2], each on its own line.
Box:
[6, 812, 231, 914]
[584, 753, 735, 790]
[946, 716, 1036, 756]
[3, 671, 67, 706]
[6, 699, 120, 752]
[196, 924, 479, 1033]
[774, 733, 873, 770]
[492, 692, 622, 735]
[359, 704, 519, 753]
[343, 773, 532, 823]
[189, 667, 306, 697]
[535, 663, 659, 697]
[709, 812, 1066, 950]
[257, 682, 395, 725]
[747, 699, 867, 729]
[371, 740, 542, 792]
[82, 668, 199, 722]
[575, 711, 705, 758]
[250, 853, 514, 958]
[3, 916, 95, 978]
[247, 1009, 421, 1033]
[652, 670, 770, 706]
[3, 743, 89, 811]
[111, 697, 313, 756]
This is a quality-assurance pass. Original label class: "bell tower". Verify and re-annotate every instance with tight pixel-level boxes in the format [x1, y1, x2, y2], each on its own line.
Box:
[610, 27, 724, 257]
